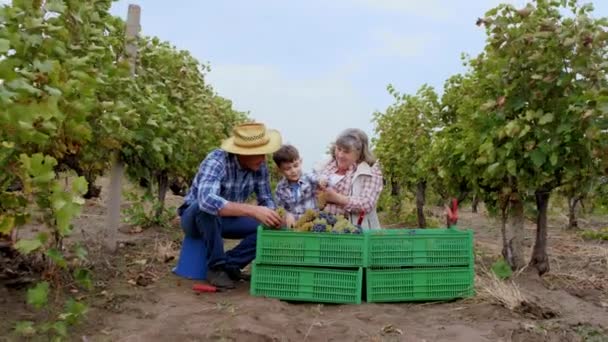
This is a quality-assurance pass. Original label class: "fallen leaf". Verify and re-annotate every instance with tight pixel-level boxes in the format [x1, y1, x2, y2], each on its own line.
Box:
[134, 259, 147, 265]
[127, 279, 137, 286]
[522, 323, 536, 331]
[381, 324, 403, 335]
[130, 226, 143, 234]
[136, 274, 154, 287]
[497, 96, 506, 107]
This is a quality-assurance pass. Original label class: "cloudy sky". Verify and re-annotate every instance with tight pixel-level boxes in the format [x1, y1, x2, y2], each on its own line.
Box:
[108, 0, 608, 170]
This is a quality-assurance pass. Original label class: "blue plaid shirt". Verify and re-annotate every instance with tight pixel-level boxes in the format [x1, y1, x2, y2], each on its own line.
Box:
[183, 149, 276, 215]
[275, 173, 318, 218]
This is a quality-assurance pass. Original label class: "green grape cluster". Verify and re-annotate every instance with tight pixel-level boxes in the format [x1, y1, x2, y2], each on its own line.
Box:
[292, 209, 361, 234]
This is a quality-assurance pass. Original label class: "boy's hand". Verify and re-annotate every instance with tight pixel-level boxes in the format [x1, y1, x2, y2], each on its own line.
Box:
[285, 213, 296, 228]
[318, 177, 328, 190]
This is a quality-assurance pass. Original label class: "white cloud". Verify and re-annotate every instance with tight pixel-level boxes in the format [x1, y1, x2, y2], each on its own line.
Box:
[207, 64, 376, 171]
[346, 0, 529, 21]
[370, 29, 434, 58]
[352, 0, 451, 19]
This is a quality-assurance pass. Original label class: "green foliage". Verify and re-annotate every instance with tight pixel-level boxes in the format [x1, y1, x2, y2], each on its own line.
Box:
[27, 281, 50, 309]
[14, 321, 37, 338]
[0, 0, 246, 340]
[575, 324, 608, 342]
[580, 227, 608, 241]
[444, 0, 607, 198]
[374, 0, 608, 271]
[123, 190, 176, 229]
[373, 84, 441, 194]
[491, 258, 514, 279]
[120, 36, 248, 215]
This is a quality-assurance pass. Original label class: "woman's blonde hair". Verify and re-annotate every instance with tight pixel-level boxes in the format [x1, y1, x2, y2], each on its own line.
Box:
[330, 128, 377, 165]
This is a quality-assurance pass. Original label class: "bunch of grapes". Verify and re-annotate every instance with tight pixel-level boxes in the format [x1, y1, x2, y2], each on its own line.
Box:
[276, 207, 287, 219]
[273, 207, 363, 234]
[294, 208, 318, 231]
[311, 218, 328, 232]
[328, 216, 362, 234]
[318, 211, 337, 226]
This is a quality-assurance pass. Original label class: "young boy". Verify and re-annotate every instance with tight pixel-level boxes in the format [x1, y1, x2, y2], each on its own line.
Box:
[273, 144, 318, 227]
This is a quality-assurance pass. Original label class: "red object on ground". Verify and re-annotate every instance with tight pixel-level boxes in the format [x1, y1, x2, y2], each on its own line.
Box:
[192, 283, 217, 293]
[447, 198, 458, 226]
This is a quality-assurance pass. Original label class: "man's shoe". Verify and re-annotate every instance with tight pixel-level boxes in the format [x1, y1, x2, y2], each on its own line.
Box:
[206, 269, 235, 289]
[225, 267, 251, 281]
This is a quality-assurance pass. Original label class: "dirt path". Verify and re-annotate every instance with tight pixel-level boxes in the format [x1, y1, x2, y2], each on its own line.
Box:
[77, 201, 606, 341]
[2, 184, 607, 341]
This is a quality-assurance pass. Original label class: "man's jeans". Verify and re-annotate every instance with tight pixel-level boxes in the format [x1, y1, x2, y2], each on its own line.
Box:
[179, 202, 259, 270]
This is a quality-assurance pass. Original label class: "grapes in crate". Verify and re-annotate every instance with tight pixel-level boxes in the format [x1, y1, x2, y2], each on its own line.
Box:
[291, 209, 362, 234]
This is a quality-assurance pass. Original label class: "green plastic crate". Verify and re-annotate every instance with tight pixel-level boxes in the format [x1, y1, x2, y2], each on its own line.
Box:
[366, 267, 475, 302]
[367, 228, 474, 267]
[255, 226, 367, 267]
[251, 263, 363, 304]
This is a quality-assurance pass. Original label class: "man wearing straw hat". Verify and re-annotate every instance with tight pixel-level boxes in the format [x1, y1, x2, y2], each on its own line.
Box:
[179, 122, 283, 289]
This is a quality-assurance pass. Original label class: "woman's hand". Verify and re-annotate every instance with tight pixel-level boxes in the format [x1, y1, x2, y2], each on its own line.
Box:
[323, 187, 349, 206]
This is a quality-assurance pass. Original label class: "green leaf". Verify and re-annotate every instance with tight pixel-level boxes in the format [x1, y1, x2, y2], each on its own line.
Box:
[491, 258, 513, 280]
[74, 268, 92, 290]
[6, 79, 42, 95]
[598, 101, 608, 114]
[530, 149, 546, 168]
[486, 162, 501, 175]
[60, 298, 88, 325]
[507, 159, 517, 176]
[20, 154, 57, 185]
[46, 248, 67, 268]
[14, 321, 36, 337]
[73, 244, 88, 261]
[45, 0, 67, 13]
[538, 113, 554, 125]
[0, 215, 15, 235]
[518, 125, 531, 138]
[550, 153, 558, 166]
[44, 85, 62, 97]
[52, 321, 67, 337]
[27, 282, 49, 309]
[0, 38, 9, 54]
[563, 37, 576, 46]
[72, 176, 88, 195]
[33, 60, 54, 73]
[15, 238, 43, 254]
[481, 100, 497, 111]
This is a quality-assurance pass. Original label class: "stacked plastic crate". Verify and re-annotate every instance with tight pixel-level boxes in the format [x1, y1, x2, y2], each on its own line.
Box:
[365, 228, 475, 302]
[250, 227, 367, 304]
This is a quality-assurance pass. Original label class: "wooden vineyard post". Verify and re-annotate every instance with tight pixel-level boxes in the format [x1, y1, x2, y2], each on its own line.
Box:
[105, 4, 141, 251]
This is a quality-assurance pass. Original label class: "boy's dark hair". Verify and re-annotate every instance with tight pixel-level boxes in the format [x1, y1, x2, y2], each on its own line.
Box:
[273, 144, 300, 167]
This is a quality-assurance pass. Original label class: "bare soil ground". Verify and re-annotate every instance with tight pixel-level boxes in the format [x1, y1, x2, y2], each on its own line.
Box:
[1, 180, 607, 342]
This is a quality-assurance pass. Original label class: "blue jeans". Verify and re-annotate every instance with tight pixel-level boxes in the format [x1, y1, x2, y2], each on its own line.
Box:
[179, 202, 259, 270]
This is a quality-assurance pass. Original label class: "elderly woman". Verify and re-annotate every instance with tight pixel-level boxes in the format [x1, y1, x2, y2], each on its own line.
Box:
[315, 128, 383, 230]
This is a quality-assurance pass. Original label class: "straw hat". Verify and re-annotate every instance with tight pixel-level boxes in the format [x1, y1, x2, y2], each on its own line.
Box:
[221, 122, 282, 155]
